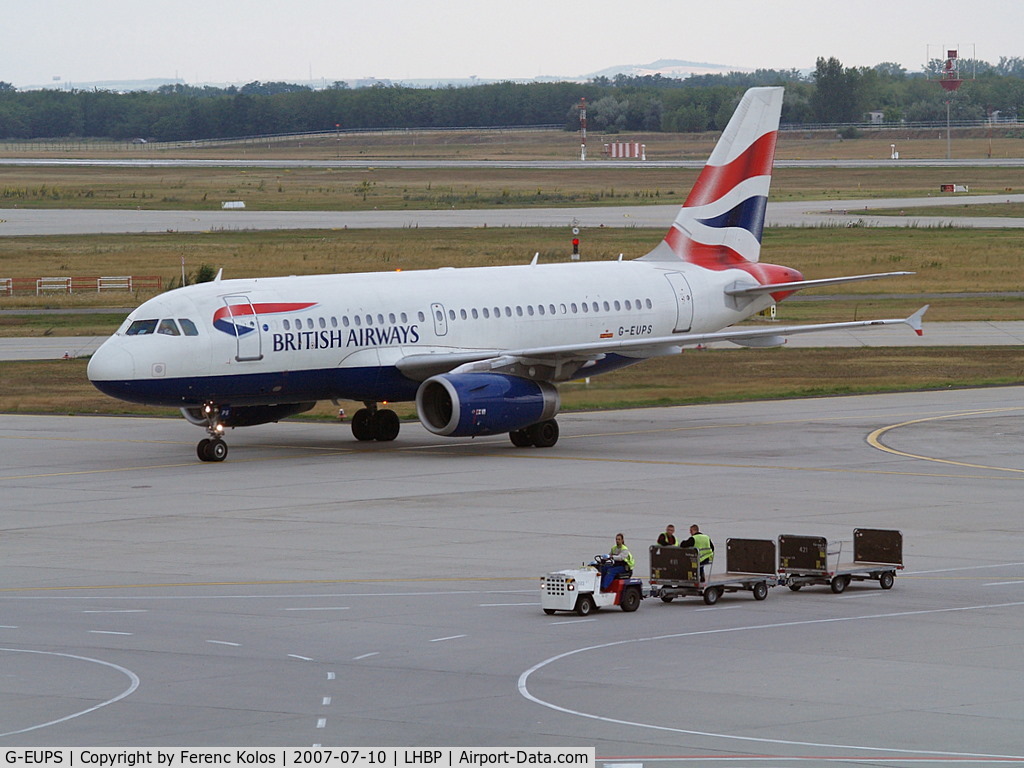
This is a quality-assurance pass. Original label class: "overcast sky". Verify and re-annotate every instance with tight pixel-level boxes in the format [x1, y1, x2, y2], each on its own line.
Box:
[3, 0, 1022, 88]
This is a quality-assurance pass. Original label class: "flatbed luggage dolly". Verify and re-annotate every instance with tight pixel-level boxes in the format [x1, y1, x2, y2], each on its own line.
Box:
[778, 528, 903, 593]
[649, 538, 780, 605]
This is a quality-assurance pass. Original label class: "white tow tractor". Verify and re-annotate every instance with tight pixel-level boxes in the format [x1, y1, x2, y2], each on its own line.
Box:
[540, 555, 645, 616]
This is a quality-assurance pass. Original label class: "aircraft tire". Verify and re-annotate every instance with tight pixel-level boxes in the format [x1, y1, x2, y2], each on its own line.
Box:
[351, 409, 375, 441]
[528, 419, 559, 448]
[372, 409, 400, 441]
[197, 438, 228, 462]
[509, 429, 533, 448]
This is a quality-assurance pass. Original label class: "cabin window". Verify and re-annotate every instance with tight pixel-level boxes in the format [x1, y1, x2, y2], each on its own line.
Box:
[581, 303, 589, 313]
[493, 307, 500, 317]
[434, 309, 443, 323]
[482, 308, 490, 319]
[342, 316, 350, 328]
[354, 315, 362, 326]
[646, 298, 653, 309]
[602, 301, 610, 312]
[331, 316, 338, 328]
[471, 308, 479, 319]
[614, 300, 621, 311]
[592, 302, 599, 313]
[448, 309, 456, 321]
[418, 311, 425, 322]
[126, 319, 159, 336]
[283, 319, 291, 331]
[389, 313, 396, 324]
[157, 319, 180, 336]
[365, 314, 373, 326]
[537, 305, 544, 316]
[377, 314, 385, 325]
[460, 309, 468, 320]
[318, 317, 326, 329]
[516, 306, 523, 317]
[505, 306, 512, 317]
[559, 303, 567, 314]
[625, 300, 632, 310]
[179, 318, 199, 336]
[401, 312, 408, 323]
[571, 303, 578, 313]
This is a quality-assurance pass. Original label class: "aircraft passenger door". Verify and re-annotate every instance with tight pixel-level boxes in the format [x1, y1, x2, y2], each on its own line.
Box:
[222, 294, 263, 362]
[664, 272, 694, 333]
[430, 302, 448, 337]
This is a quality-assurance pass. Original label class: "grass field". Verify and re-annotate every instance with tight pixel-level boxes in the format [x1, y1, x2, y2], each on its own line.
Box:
[2, 128, 1023, 417]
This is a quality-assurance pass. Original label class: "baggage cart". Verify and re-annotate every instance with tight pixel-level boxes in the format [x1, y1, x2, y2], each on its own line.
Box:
[649, 538, 779, 605]
[779, 528, 903, 593]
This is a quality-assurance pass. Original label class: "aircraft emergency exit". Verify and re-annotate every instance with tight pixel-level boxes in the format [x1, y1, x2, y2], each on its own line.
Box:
[88, 87, 926, 462]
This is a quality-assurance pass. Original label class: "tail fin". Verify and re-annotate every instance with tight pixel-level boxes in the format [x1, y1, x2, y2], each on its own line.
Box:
[641, 86, 783, 266]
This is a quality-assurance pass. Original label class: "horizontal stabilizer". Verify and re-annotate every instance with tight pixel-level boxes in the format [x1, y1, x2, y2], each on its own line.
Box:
[725, 271, 915, 297]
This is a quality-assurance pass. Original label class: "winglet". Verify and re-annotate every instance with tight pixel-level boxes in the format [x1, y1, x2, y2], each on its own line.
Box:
[906, 305, 928, 336]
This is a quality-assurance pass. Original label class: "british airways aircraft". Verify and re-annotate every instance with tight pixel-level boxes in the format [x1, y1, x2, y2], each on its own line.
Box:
[87, 87, 925, 462]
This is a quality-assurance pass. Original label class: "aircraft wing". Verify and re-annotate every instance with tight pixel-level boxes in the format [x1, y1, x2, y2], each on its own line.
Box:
[396, 306, 928, 382]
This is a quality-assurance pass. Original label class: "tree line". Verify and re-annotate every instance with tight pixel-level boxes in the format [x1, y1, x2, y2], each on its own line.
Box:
[3, 56, 1024, 141]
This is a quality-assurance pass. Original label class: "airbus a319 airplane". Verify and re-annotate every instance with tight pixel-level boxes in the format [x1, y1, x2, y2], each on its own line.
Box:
[88, 87, 926, 462]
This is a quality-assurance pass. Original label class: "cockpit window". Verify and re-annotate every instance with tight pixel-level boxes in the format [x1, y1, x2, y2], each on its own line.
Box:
[157, 319, 181, 336]
[179, 318, 199, 336]
[126, 319, 159, 336]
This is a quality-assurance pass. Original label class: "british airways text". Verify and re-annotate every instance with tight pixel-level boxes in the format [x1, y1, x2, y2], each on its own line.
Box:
[272, 325, 421, 352]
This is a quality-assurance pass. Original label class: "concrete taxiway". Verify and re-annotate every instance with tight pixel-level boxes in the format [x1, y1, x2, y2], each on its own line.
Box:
[1, 388, 1023, 760]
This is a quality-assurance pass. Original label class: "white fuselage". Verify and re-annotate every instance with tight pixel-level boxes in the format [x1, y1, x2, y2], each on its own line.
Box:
[87, 258, 772, 408]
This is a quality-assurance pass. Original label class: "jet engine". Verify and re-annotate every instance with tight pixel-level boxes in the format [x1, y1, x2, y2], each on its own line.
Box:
[415, 373, 560, 437]
[180, 402, 316, 428]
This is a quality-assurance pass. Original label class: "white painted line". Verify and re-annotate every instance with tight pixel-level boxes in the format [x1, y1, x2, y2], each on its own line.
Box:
[519, 599, 1024, 760]
[0, 625, 18, 629]
[322, 697, 332, 706]
[984, 580, 1024, 586]
[327, 672, 336, 680]
[82, 610, 148, 618]
[696, 606, 741, 612]
[353, 652, 379, 660]
[0, 648, 140, 738]
[288, 654, 313, 661]
[207, 640, 241, 647]
[550, 618, 597, 625]
[837, 592, 885, 599]
[316, 718, 327, 729]
[480, 603, 537, 607]
[285, 607, 351, 611]
[430, 634, 467, 643]
[89, 630, 133, 636]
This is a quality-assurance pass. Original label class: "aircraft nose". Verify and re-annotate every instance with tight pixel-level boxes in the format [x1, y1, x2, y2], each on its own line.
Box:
[87, 340, 136, 385]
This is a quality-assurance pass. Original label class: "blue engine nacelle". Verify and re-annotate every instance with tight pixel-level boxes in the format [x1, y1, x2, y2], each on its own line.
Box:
[415, 373, 560, 437]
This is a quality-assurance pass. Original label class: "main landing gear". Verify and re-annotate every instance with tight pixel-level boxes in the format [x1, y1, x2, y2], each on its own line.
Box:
[196, 402, 228, 462]
[351, 402, 400, 442]
[509, 418, 559, 448]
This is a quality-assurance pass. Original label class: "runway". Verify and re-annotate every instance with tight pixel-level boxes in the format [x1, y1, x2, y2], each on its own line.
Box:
[4, 194, 1024, 236]
[2, 388, 1023, 759]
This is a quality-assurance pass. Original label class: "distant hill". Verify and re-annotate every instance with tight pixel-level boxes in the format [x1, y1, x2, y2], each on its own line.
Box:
[584, 58, 751, 80]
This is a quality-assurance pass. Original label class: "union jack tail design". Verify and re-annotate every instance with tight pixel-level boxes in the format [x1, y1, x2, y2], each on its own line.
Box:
[641, 87, 783, 268]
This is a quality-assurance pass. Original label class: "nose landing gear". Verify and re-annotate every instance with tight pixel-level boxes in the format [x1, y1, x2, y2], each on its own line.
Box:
[196, 403, 228, 462]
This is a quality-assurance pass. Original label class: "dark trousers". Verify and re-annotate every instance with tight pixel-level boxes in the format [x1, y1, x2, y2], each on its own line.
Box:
[600, 563, 627, 590]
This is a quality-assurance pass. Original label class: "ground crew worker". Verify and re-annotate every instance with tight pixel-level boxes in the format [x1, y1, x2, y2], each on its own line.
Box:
[680, 524, 714, 581]
[600, 533, 635, 590]
[657, 524, 676, 547]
